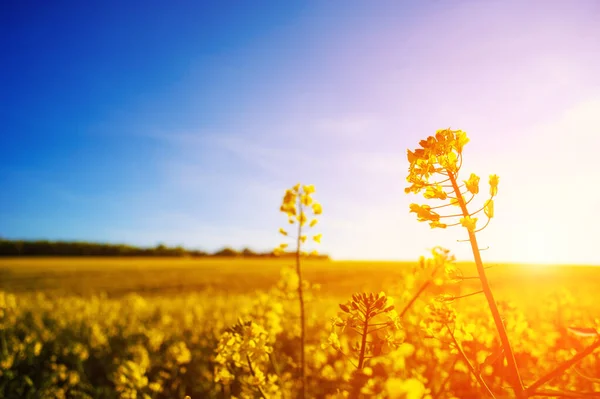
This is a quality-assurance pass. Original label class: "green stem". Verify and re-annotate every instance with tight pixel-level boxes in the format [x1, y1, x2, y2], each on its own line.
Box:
[447, 170, 525, 398]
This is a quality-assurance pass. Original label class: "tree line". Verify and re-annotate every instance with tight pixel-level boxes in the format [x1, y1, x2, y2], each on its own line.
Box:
[0, 239, 329, 259]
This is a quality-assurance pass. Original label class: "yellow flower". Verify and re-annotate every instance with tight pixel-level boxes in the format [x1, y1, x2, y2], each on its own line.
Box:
[386, 378, 426, 399]
[313, 234, 322, 243]
[282, 189, 296, 206]
[301, 193, 312, 206]
[312, 202, 322, 215]
[460, 216, 478, 232]
[409, 203, 440, 222]
[298, 211, 307, 225]
[484, 199, 494, 219]
[279, 228, 288, 236]
[214, 367, 234, 384]
[149, 382, 163, 393]
[429, 221, 447, 229]
[322, 332, 341, 350]
[309, 219, 318, 227]
[424, 184, 447, 200]
[407, 149, 424, 164]
[293, 183, 301, 192]
[454, 130, 469, 153]
[464, 173, 480, 195]
[279, 243, 288, 249]
[300, 236, 307, 243]
[303, 184, 315, 194]
[489, 174, 499, 196]
[441, 151, 458, 173]
[280, 203, 296, 216]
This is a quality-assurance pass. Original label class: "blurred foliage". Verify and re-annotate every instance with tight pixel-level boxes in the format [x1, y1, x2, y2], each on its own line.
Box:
[0, 239, 329, 259]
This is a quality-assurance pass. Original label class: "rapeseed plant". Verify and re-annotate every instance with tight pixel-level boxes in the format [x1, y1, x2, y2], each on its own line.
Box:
[331, 292, 401, 370]
[405, 128, 524, 397]
[277, 183, 322, 398]
[405, 129, 600, 398]
[214, 319, 277, 398]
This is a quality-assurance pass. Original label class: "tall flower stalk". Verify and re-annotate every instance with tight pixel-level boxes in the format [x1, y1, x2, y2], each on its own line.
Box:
[278, 184, 322, 399]
[405, 129, 525, 398]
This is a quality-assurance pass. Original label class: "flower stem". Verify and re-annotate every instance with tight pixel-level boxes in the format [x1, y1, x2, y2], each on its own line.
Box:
[447, 170, 525, 398]
[445, 324, 496, 398]
[246, 355, 268, 399]
[400, 258, 443, 318]
[399, 280, 431, 319]
[357, 302, 371, 369]
[525, 338, 600, 396]
[296, 196, 307, 399]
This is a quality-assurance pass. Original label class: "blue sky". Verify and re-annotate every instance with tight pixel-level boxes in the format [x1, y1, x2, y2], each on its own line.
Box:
[2, 1, 600, 263]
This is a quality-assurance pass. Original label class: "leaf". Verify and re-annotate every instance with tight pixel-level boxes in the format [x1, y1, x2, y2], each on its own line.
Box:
[567, 326, 599, 337]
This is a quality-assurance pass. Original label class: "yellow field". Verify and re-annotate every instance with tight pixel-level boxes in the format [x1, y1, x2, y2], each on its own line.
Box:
[3, 257, 599, 298]
[1, 257, 599, 398]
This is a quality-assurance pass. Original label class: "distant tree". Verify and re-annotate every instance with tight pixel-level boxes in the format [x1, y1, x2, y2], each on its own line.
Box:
[189, 249, 208, 258]
[213, 247, 239, 257]
[241, 247, 257, 257]
[14, 240, 24, 255]
[0, 239, 330, 258]
[173, 246, 186, 257]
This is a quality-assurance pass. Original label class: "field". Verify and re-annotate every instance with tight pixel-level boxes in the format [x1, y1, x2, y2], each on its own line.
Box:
[1, 257, 599, 398]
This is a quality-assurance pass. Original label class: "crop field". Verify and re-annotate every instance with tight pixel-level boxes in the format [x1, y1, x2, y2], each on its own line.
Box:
[1, 257, 599, 399]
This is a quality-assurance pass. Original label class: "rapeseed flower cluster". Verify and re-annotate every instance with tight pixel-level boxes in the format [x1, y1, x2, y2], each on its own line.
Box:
[214, 319, 278, 397]
[276, 184, 322, 256]
[406, 128, 499, 232]
[329, 292, 402, 370]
